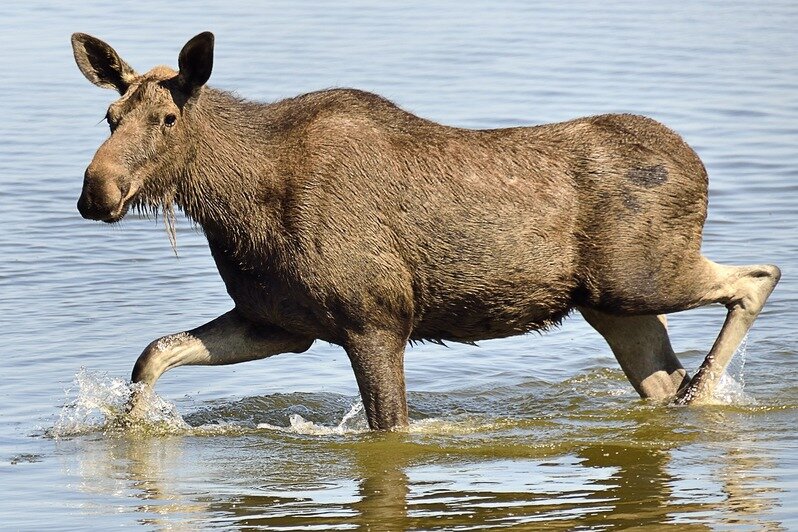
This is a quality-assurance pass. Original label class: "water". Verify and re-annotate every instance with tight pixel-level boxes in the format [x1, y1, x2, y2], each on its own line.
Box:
[1, 0, 797, 529]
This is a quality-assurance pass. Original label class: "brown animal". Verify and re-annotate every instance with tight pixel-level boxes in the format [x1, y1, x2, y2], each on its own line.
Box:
[71, 32, 780, 430]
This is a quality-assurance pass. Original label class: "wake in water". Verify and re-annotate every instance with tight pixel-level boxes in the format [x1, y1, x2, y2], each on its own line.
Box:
[49, 368, 369, 438]
[257, 402, 369, 435]
[50, 338, 757, 439]
[48, 371, 501, 437]
[254, 406, 511, 435]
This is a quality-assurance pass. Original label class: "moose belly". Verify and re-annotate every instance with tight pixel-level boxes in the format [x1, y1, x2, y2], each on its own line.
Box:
[411, 276, 575, 343]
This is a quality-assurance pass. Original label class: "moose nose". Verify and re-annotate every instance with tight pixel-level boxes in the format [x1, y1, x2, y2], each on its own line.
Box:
[77, 163, 125, 221]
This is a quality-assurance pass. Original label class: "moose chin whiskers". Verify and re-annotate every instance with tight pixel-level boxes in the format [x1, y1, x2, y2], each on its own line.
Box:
[131, 191, 179, 257]
[163, 202, 178, 257]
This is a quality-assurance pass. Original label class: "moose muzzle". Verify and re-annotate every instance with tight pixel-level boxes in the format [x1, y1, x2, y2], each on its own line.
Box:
[77, 162, 132, 222]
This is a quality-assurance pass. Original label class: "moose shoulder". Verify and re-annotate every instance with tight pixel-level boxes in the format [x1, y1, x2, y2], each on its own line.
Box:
[72, 31, 780, 430]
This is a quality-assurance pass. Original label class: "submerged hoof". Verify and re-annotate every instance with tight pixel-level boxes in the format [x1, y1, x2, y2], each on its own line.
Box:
[672, 375, 713, 406]
[124, 383, 154, 423]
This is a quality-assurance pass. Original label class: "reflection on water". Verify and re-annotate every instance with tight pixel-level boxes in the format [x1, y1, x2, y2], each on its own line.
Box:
[57, 420, 786, 530]
[50, 369, 789, 529]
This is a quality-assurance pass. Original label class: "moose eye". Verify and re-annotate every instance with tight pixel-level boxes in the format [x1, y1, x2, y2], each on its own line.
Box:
[164, 114, 177, 127]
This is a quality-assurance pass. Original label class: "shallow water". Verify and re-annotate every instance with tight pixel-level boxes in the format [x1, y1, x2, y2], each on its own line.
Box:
[2, 0, 797, 529]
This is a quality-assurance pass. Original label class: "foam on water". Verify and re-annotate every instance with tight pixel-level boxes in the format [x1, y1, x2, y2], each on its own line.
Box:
[257, 401, 370, 435]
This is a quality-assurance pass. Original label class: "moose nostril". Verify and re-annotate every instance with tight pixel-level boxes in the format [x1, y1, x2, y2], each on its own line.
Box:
[77, 194, 90, 217]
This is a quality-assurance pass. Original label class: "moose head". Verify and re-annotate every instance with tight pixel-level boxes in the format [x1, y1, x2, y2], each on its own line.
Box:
[71, 31, 214, 222]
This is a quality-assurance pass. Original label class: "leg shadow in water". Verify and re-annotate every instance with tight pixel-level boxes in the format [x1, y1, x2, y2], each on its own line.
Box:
[349, 433, 413, 530]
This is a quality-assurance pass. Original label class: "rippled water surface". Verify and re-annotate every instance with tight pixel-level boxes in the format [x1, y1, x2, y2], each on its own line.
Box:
[2, 1, 797, 529]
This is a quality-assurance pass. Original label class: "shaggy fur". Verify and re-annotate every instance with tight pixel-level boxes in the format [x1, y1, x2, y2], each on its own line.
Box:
[72, 32, 779, 430]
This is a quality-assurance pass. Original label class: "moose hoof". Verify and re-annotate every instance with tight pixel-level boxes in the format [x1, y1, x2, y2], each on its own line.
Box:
[124, 384, 154, 423]
[673, 378, 713, 406]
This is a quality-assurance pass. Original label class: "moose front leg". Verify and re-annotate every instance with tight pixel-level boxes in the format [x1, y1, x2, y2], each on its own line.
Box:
[345, 329, 409, 430]
[128, 309, 313, 418]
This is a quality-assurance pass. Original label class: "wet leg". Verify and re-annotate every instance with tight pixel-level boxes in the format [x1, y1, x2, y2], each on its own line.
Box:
[675, 261, 780, 404]
[580, 308, 689, 399]
[345, 329, 409, 430]
[129, 309, 313, 416]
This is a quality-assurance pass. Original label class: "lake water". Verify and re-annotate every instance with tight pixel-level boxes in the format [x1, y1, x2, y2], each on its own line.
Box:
[1, 0, 797, 529]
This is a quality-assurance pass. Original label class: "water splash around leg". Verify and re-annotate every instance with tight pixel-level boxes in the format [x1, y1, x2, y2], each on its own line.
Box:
[711, 333, 755, 405]
[49, 368, 188, 438]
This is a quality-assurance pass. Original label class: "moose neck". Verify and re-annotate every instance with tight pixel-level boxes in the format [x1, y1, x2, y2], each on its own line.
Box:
[179, 87, 288, 257]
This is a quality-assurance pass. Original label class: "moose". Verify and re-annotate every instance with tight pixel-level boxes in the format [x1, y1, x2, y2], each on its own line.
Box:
[72, 32, 780, 430]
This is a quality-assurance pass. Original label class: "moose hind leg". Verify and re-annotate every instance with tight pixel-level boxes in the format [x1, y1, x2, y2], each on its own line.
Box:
[579, 308, 689, 399]
[675, 260, 780, 404]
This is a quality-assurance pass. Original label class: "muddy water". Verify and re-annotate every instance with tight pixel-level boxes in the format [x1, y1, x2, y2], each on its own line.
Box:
[1, 0, 797, 529]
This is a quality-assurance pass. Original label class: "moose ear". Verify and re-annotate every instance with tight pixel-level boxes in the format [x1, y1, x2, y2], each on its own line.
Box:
[71, 33, 137, 94]
[177, 31, 214, 95]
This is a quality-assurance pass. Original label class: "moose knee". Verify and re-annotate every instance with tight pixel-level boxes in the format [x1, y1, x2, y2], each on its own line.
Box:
[131, 338, 167, 386]
[131, 333, 195, 386]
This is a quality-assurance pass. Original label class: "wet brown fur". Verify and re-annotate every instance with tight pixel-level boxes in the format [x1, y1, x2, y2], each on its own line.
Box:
[72, 32, 779, 430]
[161, 88, 709, 344]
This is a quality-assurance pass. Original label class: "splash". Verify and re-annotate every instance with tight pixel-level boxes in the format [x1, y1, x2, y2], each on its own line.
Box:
[257, 404, 518, 436]
[50, 368, 189, 438]
[50, 373, 372, 439]
[48, 349, 758, 442]
[257, 401, 369, 435]
[710, 334, 756, 406]
[675, 334, 755, 406]
[407, 415, 517, 435]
